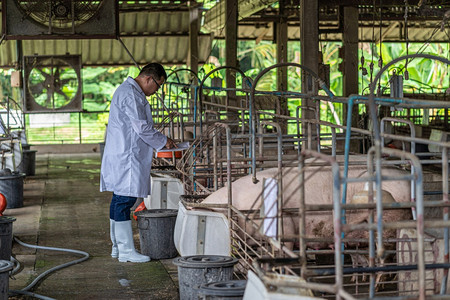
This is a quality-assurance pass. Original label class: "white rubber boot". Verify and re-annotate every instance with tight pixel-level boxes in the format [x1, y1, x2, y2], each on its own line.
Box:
[110, 219, 118, 258]
[115, 220, 150, 263]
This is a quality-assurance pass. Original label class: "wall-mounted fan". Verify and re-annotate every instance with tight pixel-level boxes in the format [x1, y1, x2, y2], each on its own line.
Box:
[2, 0, 117, 39]
[23, 55, 82, 113]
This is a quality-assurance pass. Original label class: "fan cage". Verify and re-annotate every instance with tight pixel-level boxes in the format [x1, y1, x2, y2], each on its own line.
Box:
[16, 0, 104, 29]
[23, 55, 83, 113]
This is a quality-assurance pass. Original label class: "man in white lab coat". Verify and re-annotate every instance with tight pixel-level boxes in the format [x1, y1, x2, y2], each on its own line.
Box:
[100, 63, 176, 263]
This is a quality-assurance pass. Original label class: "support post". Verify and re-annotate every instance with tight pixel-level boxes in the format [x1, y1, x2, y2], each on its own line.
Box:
[276, 1, 289, 134]
[343, 6, 360, 153]
[189, 6, 200, 117]
[225, 0, 239, 125]
[300, 0, 319, 148]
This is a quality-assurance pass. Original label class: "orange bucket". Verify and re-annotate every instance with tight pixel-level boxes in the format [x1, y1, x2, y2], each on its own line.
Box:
[157, 151, 182, 159]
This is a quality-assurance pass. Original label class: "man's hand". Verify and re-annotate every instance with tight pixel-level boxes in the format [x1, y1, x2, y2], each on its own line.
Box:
[165, 138, 177, 149]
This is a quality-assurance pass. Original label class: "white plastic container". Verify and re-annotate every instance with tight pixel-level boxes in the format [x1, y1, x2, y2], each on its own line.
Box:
[174, 202, 230, 256]
[243, 270, 320, 300]
[0, 139, 22, 171]
[144, 173, 184, 209]
[428, 129, 450, 153]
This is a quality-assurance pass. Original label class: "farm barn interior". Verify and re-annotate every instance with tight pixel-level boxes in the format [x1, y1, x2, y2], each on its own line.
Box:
[0, 0, 449, 299]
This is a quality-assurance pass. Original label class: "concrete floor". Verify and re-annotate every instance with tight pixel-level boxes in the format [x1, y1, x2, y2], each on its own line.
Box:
[5, 153, 179, 299]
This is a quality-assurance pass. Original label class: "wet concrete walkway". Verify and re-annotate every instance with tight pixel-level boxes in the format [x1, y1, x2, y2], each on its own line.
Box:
[6, 153, 179, 299]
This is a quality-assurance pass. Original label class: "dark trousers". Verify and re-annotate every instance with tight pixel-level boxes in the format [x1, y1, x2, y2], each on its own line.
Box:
[110, 193, 137, 221]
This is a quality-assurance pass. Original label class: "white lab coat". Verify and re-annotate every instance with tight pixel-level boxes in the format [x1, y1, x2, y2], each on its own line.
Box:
[100, 77, 167, 198]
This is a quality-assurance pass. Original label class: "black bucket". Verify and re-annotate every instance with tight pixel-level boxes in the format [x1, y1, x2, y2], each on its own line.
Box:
[0, 217, 15, 261]
[198, 280, 247, 299]
[173, 255, 238, 300]
[135, 209, 178, 259]
[0, 260, 13, 300]
[17, 150, 37, 176]
[0, 172, 25, 209]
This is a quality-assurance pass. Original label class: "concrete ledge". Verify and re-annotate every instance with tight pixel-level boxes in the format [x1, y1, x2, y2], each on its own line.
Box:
[30, 143, 103, 154]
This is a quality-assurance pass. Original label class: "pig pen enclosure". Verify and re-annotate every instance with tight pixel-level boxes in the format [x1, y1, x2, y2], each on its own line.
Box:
[177, 123, 450, 299]
[152, 56, 450, 299]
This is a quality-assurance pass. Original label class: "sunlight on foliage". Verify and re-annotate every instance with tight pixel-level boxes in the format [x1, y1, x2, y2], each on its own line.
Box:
[0, 38, 449, 144]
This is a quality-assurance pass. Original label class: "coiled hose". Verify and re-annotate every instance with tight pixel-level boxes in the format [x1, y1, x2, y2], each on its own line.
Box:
[9, 235, 90, 300]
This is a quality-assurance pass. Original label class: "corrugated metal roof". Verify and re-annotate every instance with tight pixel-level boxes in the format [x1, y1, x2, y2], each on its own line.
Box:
[205, 1, 450, 43]
[0, 2, 446, 68]
[216, 21, 449, 43]
[202, 0, 277, 33]
[0, 11, 212, 68]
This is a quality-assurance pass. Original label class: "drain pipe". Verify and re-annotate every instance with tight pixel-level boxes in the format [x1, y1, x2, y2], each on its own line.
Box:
[9, 236, 90, 300]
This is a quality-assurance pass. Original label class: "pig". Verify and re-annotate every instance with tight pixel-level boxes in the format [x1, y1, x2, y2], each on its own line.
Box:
[183, 157, 414, 291]
[195, 158, 412, 250]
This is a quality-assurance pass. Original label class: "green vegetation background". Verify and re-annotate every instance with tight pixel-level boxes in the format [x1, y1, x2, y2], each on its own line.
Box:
[0, 40, 448, 144]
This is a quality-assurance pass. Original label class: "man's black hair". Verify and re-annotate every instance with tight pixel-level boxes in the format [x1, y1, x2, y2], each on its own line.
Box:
[139, 63, 167, 80]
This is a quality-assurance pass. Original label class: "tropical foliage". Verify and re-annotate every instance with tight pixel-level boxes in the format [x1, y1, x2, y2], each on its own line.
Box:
[0, 39, 448, 144]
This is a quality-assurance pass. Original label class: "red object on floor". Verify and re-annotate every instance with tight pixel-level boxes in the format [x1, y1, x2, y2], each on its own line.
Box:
[133, 201, 146, 221]
[0, 193, 6, 216]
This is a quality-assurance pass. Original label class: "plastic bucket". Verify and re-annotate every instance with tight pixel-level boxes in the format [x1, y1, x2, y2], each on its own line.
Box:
[0, 260, 13, 300]
[0, 217, 15, 261]
[135, 209, 178, 259]
[198, 280, 247, 299]
[0, 173, 25, 209]
[17, 150, 37, 176]
[173, 255, 238, 300]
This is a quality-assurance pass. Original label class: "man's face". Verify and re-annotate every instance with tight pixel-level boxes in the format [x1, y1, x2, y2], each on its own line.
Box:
[143, 76, 164, 96]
